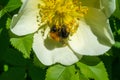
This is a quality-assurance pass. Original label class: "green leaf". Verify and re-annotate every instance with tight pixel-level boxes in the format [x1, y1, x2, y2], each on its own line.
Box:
[117, 29, 120, 35]
[77, 61, 109, 80]
[10, 34, 33, 58]
[45, 64, 84, 80]
[0, 28, 9, 59]
[0, 28, 3, 34]
[0, 0, 21, 18]
[6, 18, 11, 29]
[28, 64, 46, 80]
[113, 0, 120, 19]
[0, 9, 6, 18]
[114, 41, 120, 48]
[0, 67, 25, 80]
[3, 48, 27, 66]
[99, 55, 113, 79]
[3, 64, 9, 72]
[80, 56, 101, 66]
[33, 54, 46, 68]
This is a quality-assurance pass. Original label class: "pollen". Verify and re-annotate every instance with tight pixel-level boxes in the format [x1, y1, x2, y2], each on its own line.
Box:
[38, 0, 88, 39]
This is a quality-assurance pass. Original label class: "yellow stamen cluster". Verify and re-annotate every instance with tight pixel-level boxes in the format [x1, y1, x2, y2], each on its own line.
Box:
[38, 0, 88, 35]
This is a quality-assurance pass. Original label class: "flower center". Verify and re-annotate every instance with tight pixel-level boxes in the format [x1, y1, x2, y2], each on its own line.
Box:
[38, 0, 88, 43]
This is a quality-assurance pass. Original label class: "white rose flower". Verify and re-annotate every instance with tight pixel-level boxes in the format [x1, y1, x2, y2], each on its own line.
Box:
[10, 0, 116, 65]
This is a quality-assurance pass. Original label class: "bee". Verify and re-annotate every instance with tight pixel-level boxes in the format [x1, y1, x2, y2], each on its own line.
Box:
[50, 25, 70, 42]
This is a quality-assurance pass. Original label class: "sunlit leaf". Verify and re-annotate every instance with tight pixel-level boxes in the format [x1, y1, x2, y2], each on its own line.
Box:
[46, 64, 84, 80]
[114, 41, 120, 48]
[77, 61, 109, 80]
[10, 34, 33, 58]
[117, 29, 120, 35]
[3, 64, 8, 72]
[6, 18, 11, 29]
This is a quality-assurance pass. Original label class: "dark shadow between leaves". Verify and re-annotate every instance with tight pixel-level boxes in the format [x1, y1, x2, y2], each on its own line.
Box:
[80, 56, 101, 66]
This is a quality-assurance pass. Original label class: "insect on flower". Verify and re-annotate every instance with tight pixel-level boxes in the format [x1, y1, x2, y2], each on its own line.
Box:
[50, 24, 70, 43]
[10, 0, 116, 65]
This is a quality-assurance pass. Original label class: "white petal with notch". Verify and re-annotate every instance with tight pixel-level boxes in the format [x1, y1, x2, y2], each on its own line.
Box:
[33, 29, 80, 65]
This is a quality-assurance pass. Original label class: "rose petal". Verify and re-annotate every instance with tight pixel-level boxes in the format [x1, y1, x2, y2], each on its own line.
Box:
[21, 0, 27, 4]
[81, 0, 100, 9]
[68, 20, 111, 55]
[33, 29, 80, 66]
[100, 0, 116, 17]
[85, 8, 115, 46]
[68, 8, 114, 55]
[10, 0, 40, 36]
